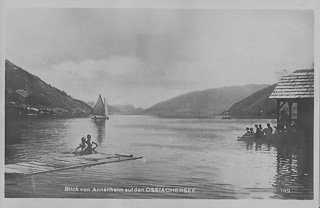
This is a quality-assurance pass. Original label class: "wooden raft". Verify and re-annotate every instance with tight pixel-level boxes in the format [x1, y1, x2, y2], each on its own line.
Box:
[5, 153, 142, 176]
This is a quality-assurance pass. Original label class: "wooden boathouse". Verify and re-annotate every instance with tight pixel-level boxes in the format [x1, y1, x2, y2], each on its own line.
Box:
[269, 69, 314, 140]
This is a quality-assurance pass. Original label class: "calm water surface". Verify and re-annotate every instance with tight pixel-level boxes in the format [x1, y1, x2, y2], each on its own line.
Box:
[5, 115, 313, 199]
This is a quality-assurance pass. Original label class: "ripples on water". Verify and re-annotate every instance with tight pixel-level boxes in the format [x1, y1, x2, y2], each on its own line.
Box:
[5, 115, 313, 199]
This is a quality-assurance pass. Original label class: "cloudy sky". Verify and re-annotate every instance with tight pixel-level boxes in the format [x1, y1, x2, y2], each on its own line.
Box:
[5, 9, 314, 108]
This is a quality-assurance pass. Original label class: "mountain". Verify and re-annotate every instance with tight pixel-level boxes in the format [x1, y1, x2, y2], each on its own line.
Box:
[227, 84, 277, 117]
[143, 84, 269, 117]
[113, 105, 136, 113]
[86, 101, 95, 108]
[107, 105, 122, 114]
[112, 104, 144, 114]
[5, 60, 92, 116]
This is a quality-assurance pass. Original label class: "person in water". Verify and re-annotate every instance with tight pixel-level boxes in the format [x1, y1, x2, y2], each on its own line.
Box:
[71, 137, 88, 154]
[86, 134, 99, 154]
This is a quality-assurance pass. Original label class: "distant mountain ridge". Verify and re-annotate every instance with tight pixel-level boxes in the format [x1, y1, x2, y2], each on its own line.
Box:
[227, 84, 277, 117]
[112, 104, 144, 114]
[143, 84, 269, 117]
[113, 104, 136, 113]
[5, 60, 91, 115]
[5, 60, 277, 118]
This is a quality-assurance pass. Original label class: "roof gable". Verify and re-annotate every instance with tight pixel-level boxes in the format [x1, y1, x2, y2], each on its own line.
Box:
[269, 69, 314, 99]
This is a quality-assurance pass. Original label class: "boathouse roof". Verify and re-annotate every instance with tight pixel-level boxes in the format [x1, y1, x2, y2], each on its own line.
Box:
[269, 69, 314, 99]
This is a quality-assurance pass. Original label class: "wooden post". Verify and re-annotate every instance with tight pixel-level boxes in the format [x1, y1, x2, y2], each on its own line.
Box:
[288, 101, 293, 121]
[277, 100, 287, 129]
[276, 100, 280, 126]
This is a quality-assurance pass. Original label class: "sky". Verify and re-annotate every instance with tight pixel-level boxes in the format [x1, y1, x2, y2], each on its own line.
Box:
[5, 9, 314, 108]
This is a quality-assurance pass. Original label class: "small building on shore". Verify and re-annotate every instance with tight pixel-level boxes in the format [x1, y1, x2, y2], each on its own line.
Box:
[269, 69, 314, 140]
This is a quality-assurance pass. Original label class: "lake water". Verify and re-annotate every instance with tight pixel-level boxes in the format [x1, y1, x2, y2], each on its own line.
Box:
[5, 115, 313, 199]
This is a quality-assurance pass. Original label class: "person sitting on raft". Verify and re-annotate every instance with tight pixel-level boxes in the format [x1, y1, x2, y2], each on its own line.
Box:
[242, 127, 251, 136]
[255, 124, 264, 138]
[86, 134, 98, 154]
[263, 123, 273, 136]
[250, 128, 254, 135]
[71, 137, 88, 154]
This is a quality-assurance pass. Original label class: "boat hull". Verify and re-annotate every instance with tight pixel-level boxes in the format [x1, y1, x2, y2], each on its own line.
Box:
[237, 132, 300, 144]
[91, 116, 109, 122]
[237, 134, 270, 142]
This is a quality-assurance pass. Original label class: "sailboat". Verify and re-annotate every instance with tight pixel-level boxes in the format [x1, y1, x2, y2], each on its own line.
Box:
[222, 112, 232, 119]
[90, 94, 109, 121]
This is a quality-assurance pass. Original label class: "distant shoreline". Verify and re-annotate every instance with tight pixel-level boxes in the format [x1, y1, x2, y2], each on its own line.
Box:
[5, 110, 277, 120]
[153, 114, 276, 119]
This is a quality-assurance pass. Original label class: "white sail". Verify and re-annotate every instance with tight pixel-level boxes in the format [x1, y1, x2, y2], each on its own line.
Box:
[90, 95, 106, 116]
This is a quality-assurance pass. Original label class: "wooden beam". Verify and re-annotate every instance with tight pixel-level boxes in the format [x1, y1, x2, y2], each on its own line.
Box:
[5, 154, 143, 176]
[279, 101, 286, 109]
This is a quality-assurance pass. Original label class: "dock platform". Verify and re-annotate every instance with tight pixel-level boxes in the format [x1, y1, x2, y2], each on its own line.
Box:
[5, 153, 142, 176]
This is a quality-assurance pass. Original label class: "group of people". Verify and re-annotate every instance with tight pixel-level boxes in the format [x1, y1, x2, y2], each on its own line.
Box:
[242, 123, 273, 138]
[71, 134, 99, 155]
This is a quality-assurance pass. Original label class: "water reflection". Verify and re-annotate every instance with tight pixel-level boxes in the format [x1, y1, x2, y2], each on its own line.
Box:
[246, 140, 253, 150]
[255, 142, 262, 151]
[245, 140, 265, 151]
[241, 136, 313, 199]
[273, 140, 313, 199]
[93, 121, 106, 145]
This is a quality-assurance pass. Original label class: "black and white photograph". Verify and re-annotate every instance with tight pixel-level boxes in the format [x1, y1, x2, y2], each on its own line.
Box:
[1, 0, 319, 207]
